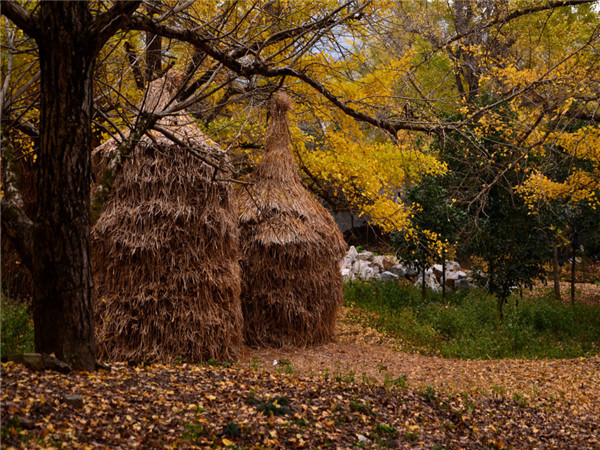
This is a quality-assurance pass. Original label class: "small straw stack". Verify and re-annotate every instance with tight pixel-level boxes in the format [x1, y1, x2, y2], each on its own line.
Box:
[237, 92, 347, 348]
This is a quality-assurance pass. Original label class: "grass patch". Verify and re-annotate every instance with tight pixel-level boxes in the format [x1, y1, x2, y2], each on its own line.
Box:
[344, 281, 600, 359]
[1, 294, 34, 357]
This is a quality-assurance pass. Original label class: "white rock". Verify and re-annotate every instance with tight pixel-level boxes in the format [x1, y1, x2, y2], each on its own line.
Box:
[432, 264, 444, 273]
[445, 271, 461, 281]
[404, 265, 419, 278]
[340, 256, 353, 270]
[341, 268, 352, 281]
[347, 246, 358, 258]
[382, 256, 398, 271]
[380, 271, 400, 282]
[372, 255, 386, 269]
[356, 251, 374, 262]
[414, 273, 441, 291]
[445, 261, 461, 271]
[358, 262, 375, 280]
[390, 264, 406, 278]
[428, 274, 441, 292]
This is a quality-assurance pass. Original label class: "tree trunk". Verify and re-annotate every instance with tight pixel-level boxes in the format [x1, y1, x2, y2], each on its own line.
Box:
[441, 250, 446, 303]
[421, 266, 426, 301]
[498, 296, 506, 323]
[553, 243, 562, 301]
[31, 3, 97, 370]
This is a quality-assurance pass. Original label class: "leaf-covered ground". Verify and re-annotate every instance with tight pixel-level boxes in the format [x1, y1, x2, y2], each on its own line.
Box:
[2, 306, 599, 449]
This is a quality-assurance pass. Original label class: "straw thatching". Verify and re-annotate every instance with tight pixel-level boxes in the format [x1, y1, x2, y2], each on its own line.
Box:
[237, 92, 347, 348]
[91, 72, 243, 363]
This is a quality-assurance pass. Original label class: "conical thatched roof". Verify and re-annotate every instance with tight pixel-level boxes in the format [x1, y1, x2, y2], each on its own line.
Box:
[237, 92, 347, 348]
[92, 72, 243, 363]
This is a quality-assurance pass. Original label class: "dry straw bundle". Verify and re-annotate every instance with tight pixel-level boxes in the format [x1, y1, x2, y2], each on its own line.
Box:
[92, 72, 243, 363]
[237, 92, 347, 348]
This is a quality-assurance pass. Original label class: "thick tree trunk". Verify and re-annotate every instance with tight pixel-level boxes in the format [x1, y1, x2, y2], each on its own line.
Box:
[31, 3, 96, 370]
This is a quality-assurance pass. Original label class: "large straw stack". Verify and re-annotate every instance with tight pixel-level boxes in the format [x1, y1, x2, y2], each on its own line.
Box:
[237, 92, 347, 348]
[92, 72, 243, 363]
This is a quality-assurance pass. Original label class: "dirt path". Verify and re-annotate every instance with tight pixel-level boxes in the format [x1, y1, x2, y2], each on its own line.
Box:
[241, 307, 600, 419]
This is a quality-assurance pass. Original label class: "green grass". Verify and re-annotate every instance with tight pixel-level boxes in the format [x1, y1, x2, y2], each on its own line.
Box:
[344, 281, 600, 359]
[1, 295, 34, 357]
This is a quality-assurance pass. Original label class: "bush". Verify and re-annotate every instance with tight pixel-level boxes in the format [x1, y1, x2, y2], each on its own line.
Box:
[1, 294, 34, 357]
[344, 281, 600, 359]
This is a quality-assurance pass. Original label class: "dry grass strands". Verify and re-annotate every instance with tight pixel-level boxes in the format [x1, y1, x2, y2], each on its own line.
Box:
[92, 72, 243, 363]
[237, 92, 347, 348]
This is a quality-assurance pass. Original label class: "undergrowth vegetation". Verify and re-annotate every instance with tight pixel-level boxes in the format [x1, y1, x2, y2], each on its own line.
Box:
[2, 283, 599, 361]
[0, 295, 34, 357]
[344, 281, 600, 360]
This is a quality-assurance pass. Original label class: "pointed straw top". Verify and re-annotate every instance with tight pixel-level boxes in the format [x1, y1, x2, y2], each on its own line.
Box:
[255, 92, 298, 183]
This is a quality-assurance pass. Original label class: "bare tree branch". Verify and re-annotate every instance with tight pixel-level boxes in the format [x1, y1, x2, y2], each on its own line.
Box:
[127, 14, 441, 135]
[1, 0, 38, 38]
[124, 41, 145, 90]
[89, 0, 142, 49]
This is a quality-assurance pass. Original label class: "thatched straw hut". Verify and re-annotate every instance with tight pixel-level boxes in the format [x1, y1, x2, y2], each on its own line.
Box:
[237, 93, 347, 348]
[92, 72, 243, 363]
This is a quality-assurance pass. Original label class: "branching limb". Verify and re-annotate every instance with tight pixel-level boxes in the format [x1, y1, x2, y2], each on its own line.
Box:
[1, 1, 39, 38]
[128, 15, 441, 135]
[89, 0, 142, 50]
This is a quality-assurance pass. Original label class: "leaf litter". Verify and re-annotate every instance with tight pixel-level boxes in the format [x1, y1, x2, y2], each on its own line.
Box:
[2, 306, 599, 449]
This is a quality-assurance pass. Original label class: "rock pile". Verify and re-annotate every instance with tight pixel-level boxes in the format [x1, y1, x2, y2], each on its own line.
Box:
[340, 246, 477, 291]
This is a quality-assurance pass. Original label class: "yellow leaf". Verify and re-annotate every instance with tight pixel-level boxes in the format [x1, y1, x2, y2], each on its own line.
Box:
[222, 438, 234, 446]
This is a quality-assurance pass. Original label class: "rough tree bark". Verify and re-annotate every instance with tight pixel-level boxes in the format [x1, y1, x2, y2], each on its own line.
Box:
[1, 0, 140, 371]
[31, 2, 98, 369]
